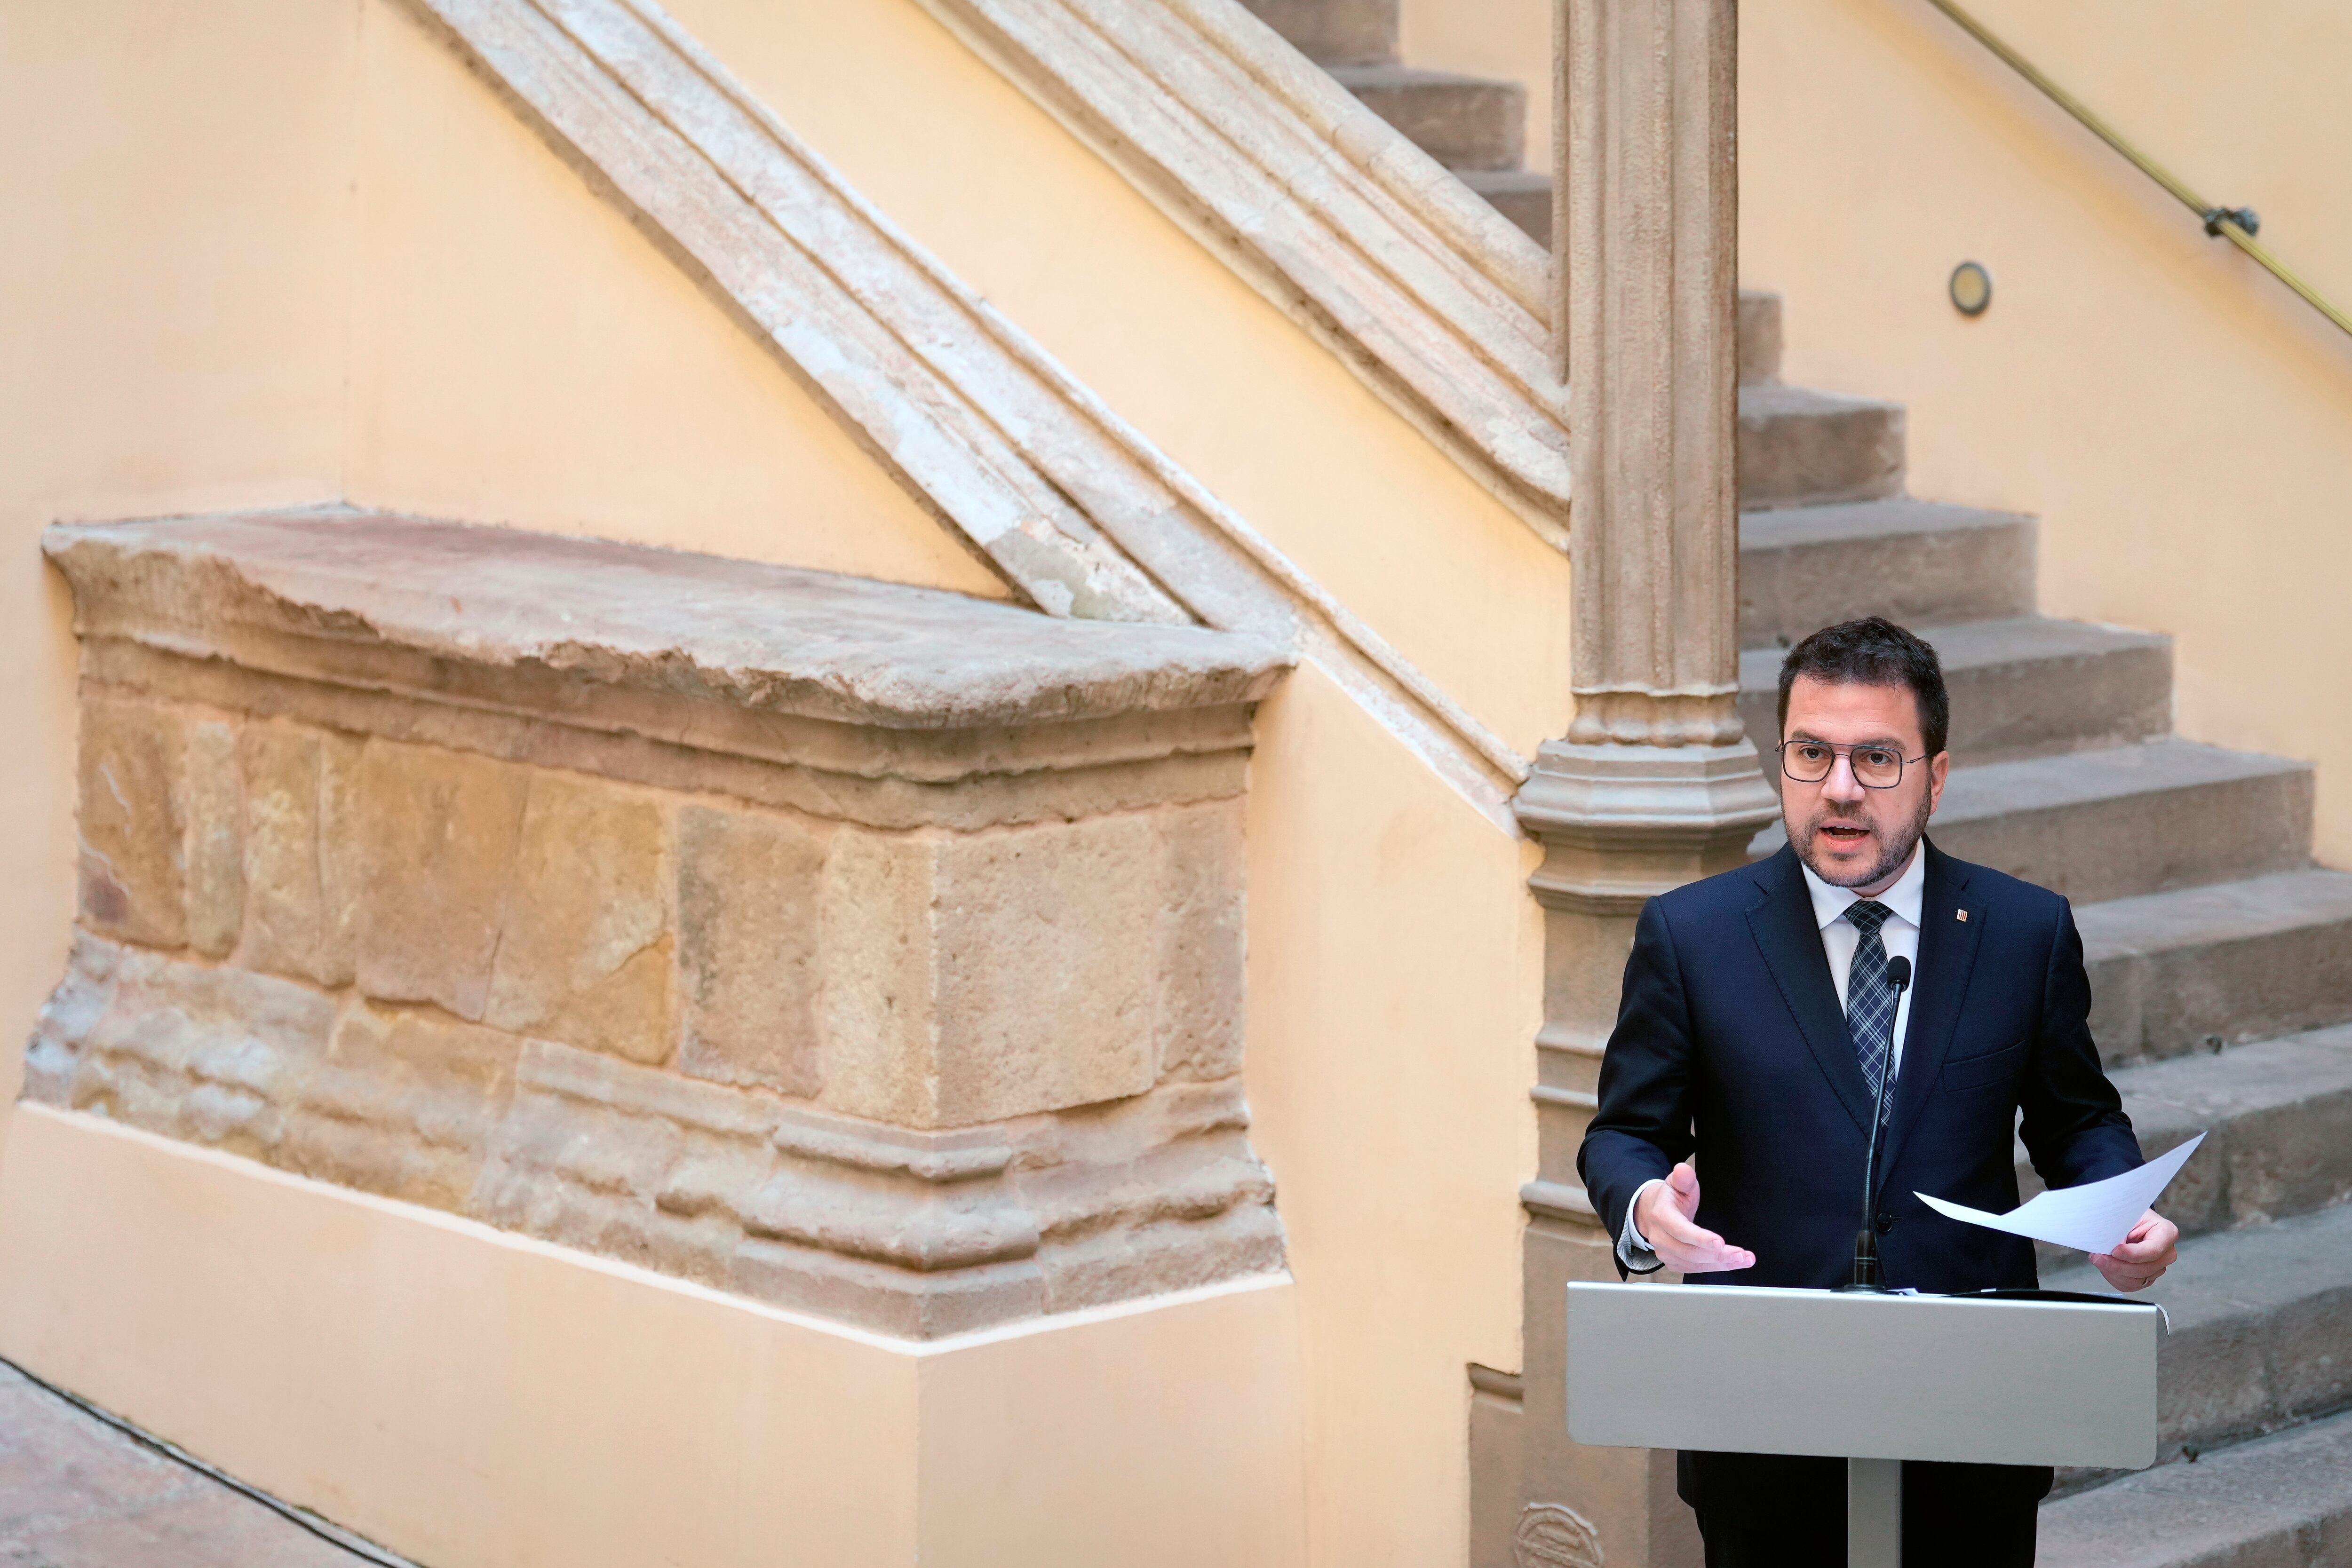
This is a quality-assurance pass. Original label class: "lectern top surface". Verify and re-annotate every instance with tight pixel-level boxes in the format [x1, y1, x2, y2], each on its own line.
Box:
[1564, 1283, 2160, 1469]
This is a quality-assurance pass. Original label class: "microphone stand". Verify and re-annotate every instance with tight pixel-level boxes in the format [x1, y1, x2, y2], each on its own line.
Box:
[1837, 956, 1911, 1294]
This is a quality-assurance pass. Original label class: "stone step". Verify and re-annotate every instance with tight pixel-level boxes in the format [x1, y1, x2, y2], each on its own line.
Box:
[1924, 741, 2313, 905]
[1235, 0, 1398, 66]
[2015, 1023, 2352, 1247]
[1328, 65, 1525, 172]
[1738, 500, 2037, 651]
[1740, 616, 2172, 764]
[2081, 872, 2352, 1065]
[2042, 1200, 2352, 1472]
[2037, 1404, 2352, 1568]
[1736, 383, 1907, 510]
[1459, 168, 1549, 247]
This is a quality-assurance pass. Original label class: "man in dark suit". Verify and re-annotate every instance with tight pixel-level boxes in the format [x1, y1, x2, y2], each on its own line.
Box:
[1578, 617, 2180, 1567]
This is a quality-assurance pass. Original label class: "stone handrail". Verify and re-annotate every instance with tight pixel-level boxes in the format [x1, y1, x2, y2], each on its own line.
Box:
[34, 513, 1294, 1338]
[405, 0, 1530, 822]
[913, 0, 1574, 549]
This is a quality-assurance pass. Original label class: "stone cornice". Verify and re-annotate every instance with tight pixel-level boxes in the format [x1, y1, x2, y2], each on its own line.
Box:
[913, 0, 1571, 548]
[45, 514, 1285, 734]
[402, 0, 1529, 825]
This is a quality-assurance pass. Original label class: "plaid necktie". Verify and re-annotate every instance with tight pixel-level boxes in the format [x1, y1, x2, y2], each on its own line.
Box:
[1844, 899, 1899, 1120]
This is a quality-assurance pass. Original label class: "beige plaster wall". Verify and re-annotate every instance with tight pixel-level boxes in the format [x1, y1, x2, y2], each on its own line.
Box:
[1739, 0, 2352, 865]
[0, 1107, 1309, 1568]
[1244, 663, 1546, 1568]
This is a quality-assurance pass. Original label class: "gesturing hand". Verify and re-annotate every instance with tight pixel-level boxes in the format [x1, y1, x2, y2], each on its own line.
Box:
[2091, 1209, 2178, 1292]
[1634, 1161, 1757, 1275]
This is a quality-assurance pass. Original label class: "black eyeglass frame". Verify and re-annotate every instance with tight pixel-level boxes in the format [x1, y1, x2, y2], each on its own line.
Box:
[1775, 740, 1931, 790]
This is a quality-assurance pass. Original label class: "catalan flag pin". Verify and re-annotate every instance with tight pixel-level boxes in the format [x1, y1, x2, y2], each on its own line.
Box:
[1957, 909, 1969, 922]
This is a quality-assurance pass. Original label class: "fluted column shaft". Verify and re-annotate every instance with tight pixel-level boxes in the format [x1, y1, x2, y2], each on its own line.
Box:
[1472, 3, 1777, 1565]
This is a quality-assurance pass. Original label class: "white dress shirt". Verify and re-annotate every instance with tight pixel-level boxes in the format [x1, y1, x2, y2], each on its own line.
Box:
[1618, 843, 1926, 1270]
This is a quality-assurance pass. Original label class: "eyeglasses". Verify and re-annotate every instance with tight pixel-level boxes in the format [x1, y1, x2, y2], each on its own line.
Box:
[1777, 740, 1929, 790]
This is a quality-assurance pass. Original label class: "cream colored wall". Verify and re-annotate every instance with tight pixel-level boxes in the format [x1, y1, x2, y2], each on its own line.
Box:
[0, 1107, 1309, 1568]
[1246, 663, 1545, 1568]
[1738, 0, 2352, 865]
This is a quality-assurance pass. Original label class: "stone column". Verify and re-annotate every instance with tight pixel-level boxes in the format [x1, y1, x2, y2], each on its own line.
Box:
[1477, 0, 1779, 1563]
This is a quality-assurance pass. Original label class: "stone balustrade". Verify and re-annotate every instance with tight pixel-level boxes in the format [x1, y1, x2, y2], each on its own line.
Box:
[30, 513, 1292, 1338]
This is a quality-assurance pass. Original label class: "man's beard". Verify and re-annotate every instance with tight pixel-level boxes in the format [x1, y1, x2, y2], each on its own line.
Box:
[1796, 789, 1933, 890]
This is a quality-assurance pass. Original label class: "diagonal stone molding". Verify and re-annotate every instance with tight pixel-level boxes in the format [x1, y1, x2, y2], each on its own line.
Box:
[34, 512, 1298, 1338]
[403, 0, 1529, 824]
[912, 0, 1572, 549]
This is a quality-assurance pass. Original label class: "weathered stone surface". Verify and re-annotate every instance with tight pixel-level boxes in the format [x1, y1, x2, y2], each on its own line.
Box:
[675, 804, 825, 1095]
[75, 693, 186, 948]
[353, 739, 530, 1021]
[1153, 801, 1248, 1081]
[2038, 1406, 2352, 1568]
[817, 826, 938, 1126]
[931, 813, 1161, 1123]
[285, 1001, 522, 1212]
[24, 936, 334, 1158]
[237, 722, 363, 987]
[484, 774, 672, 1065]
[819, 814, 1166, 1129]
[183, 718, 244, 958]
[47, 515, 1284, 733]
[2046, 1202, 2352, 1464]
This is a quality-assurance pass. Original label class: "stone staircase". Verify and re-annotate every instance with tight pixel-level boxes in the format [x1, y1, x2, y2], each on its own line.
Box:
[1237, 0, 1553, 244]
[1731, 303, 2352, 1566]
[1244, 6, 2352, 1560]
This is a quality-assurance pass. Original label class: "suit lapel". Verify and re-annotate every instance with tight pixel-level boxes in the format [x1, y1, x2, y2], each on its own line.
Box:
[1743, 844, 1878, 1137]
[1876, 840, 1984, 1182]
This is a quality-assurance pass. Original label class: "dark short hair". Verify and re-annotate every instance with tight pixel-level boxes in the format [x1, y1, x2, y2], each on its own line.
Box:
[1776, 617, 1950, 757]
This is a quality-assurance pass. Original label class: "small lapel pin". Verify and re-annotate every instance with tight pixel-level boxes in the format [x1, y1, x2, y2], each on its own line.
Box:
[1956, 909, 1969, 922]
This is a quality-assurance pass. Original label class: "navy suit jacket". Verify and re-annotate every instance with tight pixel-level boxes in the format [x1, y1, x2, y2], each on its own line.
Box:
[1579, 839, 2142, 1293]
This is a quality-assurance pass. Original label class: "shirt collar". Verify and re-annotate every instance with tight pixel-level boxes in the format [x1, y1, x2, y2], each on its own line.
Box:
[1799, 840, 1927, 933]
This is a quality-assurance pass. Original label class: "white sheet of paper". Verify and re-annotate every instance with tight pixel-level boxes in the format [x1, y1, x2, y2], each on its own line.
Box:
[1915, 1132, 2204, 1255]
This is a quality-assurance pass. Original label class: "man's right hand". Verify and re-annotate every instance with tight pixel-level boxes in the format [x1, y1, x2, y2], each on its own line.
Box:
[1634, 1162, 1757, 1275]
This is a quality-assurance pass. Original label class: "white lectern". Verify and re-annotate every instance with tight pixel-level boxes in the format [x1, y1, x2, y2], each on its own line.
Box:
[1565, 1283, 2161, 1567]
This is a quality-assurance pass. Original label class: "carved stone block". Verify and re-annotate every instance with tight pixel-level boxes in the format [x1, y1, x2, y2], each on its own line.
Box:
[75, 693, 188, 949]
[184, 718, 244, 958]
[353, 740, 532, 1022]
[286, 1000, 523, 1212]
[483, 773, 673, 1065]
[238, 722, 364, 988]
[35, 513, 1291, 1338]
[675, 803, 826, 1096]
[1153, 800, 1249, 1082]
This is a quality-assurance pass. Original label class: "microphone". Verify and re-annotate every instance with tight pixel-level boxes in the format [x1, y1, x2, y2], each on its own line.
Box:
[1838, 954, 1912, 1293]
